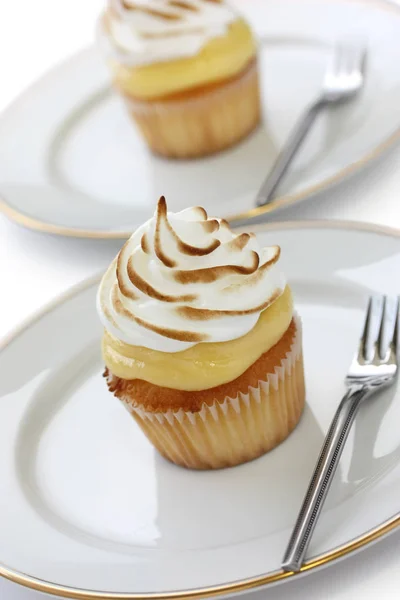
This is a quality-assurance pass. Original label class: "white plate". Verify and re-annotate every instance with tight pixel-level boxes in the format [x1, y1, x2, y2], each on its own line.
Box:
[1, 221, 400, 599]
[1, 0, 400, 239]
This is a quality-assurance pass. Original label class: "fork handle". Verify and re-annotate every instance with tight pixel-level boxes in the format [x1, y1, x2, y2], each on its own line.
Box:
[281, 384, 369, 573]
[256, 99, 325, 208]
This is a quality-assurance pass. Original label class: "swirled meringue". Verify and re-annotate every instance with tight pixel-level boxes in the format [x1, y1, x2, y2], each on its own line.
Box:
[101, 0, 239, 66]
[97, 197, 286, 352]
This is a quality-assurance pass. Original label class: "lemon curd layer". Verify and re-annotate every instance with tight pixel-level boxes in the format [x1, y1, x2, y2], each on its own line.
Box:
[110, 18, 256, 100]
[102, 286, 293, 391]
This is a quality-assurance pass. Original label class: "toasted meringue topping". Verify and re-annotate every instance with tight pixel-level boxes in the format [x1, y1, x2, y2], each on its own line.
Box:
[97, 197, 287, 352]
[100, 0, 238, 65]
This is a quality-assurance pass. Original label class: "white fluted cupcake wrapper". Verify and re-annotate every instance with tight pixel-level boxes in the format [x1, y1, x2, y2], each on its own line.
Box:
[119, 316, 305, 470]
[113, 60, 261, 158]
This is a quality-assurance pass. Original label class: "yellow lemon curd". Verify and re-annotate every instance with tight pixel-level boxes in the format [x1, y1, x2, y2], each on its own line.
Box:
[102, 286, 293, 391]
[110, 18, 257, 100]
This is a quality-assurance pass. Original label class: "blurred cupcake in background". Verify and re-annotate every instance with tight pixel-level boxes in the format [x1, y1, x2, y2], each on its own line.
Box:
[98, 0, 261, 158]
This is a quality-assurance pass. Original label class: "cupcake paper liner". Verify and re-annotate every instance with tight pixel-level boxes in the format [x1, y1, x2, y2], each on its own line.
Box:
[116, 59, 261, 158]
[119, 316, 305, 470]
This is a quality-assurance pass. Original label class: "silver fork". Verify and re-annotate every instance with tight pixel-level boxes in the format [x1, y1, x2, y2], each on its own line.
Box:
[256, 40, 367, 208]
[282, 296, 399, 573]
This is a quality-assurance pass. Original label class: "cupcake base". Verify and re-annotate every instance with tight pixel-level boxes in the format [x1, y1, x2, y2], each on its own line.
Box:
[118, 58, 261, 159]
[106, 317, 305, 470]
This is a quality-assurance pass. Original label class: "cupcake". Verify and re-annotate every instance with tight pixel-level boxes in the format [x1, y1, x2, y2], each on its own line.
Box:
[98, 0, 261, 158]
[97, 197, 305, 469]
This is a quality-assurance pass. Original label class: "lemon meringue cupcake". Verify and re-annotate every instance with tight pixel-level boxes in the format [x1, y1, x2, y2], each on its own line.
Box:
[98, 197, 305, 469]
[99, 0, 261, 158]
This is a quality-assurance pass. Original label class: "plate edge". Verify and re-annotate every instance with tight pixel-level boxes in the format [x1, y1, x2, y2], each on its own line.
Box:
[1, 512, 400, 599]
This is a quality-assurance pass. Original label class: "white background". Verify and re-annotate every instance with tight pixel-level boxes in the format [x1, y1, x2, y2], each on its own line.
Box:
[1, 1, 400, 599]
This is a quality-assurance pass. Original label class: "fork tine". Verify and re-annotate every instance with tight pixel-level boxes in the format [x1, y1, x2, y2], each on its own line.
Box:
[361, 296, 382, 362]
[347, 46, 361, 76]
[356, 46, 367, 75]
[377, 296, 389, 360]
[333, 43, 349, 75]
[330, 43, 345, 76]
[392, 297, 399, 356]
[341, 44, 356, 75]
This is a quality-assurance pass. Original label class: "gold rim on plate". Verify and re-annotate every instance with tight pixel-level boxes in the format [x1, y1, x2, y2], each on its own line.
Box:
[1, 0, 400, 239]
[1, 219, 399, 599]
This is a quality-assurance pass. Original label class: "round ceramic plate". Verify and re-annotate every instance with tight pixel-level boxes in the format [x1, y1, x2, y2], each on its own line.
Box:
[1, 221, 400, 600]
[1, 0, 400, 238]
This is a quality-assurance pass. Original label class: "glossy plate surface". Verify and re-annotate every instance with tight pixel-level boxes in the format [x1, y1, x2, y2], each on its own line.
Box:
[1, 221, 400, 599]
[1, 0, 400, 237]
